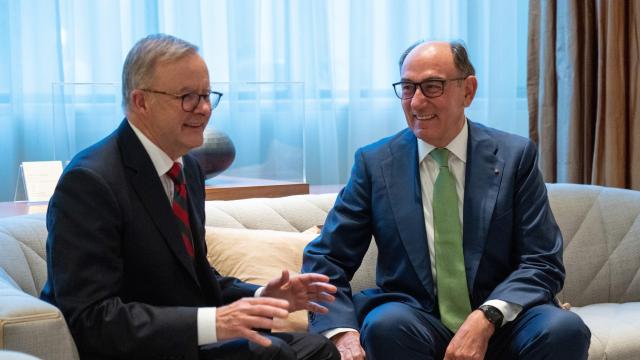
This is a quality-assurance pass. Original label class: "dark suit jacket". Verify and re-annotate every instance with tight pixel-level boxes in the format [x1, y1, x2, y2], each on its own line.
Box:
[302, 120, 565, 334]
[40, 120, 259, 360]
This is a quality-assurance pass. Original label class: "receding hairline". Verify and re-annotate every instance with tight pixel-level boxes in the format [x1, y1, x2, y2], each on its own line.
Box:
[399, 41, 451, 72]
[397, 39, 476, 77]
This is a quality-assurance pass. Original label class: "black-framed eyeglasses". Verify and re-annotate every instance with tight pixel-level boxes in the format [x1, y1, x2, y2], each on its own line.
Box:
[392, 77, 467, 100]
[141, 89, 223, 112]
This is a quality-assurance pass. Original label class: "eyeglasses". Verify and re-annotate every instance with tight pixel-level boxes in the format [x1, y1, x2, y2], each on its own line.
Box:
[141, 89, 223, 112]
[392, 77, 467, 100]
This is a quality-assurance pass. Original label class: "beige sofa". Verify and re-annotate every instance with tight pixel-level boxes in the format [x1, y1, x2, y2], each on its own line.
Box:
[1, 184, 639, 359]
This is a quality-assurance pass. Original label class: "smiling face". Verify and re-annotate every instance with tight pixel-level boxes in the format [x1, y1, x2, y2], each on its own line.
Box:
[400, 42, 477, 147]
[129, 52, 211, 160]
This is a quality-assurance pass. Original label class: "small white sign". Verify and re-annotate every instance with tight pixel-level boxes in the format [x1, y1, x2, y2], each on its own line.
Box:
[21, 161, 63, 202]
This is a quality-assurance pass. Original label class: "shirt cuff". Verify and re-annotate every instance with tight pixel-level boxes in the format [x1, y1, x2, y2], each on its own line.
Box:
[322, 328, 359, 339]
[255, 286, 265, 297]
[482, 299, 523, 326]
[197, 307, 217, 345]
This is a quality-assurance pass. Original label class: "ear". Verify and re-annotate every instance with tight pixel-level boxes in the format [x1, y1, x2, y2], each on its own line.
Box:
[463, 75, 478, 107]
[129, 89, 149, 114]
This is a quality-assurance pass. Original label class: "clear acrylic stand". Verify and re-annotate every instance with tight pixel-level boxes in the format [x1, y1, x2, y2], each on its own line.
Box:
[13, 164, 27, 202]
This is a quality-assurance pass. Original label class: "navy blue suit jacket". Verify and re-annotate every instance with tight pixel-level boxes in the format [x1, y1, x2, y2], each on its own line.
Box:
[40, 120, 259, 360]
[303, 120, 565, 334]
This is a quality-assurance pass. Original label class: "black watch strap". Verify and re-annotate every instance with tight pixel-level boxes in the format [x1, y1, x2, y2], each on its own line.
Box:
[478, 305, 504, 329]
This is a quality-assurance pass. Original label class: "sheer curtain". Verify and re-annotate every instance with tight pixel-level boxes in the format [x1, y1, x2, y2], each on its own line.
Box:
[0, 0, 529, 201]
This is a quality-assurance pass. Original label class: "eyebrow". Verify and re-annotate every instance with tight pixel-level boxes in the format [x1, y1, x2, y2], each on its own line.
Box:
[400, 77, 447, 82]
[175, 86, 212, 94]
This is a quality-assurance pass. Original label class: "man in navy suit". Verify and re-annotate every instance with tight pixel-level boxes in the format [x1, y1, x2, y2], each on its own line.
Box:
[41, 34, 340, 360]
[303, 40, 591, 359]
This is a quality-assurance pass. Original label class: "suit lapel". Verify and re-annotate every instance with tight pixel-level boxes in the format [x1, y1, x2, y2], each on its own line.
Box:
[117, 121, 200, 285]
[463, 121, 504, 293]
[381, 129, 435, 294]
[182, 157, 205, 259]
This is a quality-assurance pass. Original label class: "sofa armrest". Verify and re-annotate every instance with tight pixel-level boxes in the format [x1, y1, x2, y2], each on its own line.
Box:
[0, 276, 79, 360]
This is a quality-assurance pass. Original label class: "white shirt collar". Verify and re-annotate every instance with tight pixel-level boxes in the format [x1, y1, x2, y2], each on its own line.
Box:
[128, 120, 183, 177]
[417, 118, 468, 164]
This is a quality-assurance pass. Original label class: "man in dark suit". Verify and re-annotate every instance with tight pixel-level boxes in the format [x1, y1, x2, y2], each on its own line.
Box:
[40, 34, 340, 360]
[302, 40, 591, 360]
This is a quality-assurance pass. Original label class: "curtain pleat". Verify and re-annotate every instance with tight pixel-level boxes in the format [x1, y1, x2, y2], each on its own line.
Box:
[528, 0, 558, 181]
[631, 1, 640, 189]
[528, 0, 640, 190]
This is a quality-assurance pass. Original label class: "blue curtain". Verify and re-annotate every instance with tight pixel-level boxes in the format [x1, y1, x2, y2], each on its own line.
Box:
[0, 0, 529, 201]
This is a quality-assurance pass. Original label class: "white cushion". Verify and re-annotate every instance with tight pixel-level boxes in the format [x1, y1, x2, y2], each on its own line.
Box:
[572, 303, 640, 360]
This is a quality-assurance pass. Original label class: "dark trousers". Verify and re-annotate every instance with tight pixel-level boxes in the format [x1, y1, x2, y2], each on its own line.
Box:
[199, 332, 340, 360]
[359, 302, 591, 360]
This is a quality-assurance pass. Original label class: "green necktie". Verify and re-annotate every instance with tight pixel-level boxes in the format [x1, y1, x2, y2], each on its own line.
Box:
[431, 148, 471, 332]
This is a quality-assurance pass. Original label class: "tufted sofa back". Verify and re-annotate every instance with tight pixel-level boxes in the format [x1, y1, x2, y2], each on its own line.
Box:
[548, 184, 640, 306]
[204, 193, 337, 232]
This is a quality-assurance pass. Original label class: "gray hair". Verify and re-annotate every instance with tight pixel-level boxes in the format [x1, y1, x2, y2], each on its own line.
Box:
[121, 34, 199, 111]
[397, 40, 476, 77]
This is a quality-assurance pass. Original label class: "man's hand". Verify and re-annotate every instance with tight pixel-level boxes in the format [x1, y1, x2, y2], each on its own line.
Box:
[216, 297, 290, 347]
[444, 310, 495, 360]
[331, 331, 366, 360]
[262, 270, 337, 313]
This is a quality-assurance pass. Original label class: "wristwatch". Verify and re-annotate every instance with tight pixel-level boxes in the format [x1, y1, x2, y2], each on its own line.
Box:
[478, 305, 504, 329]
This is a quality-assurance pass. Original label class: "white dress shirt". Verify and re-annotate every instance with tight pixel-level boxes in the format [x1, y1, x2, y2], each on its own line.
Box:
[129, 121, 218, 345]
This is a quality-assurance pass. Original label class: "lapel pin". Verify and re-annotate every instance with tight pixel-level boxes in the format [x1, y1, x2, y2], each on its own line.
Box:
[494, 168, 500, 175]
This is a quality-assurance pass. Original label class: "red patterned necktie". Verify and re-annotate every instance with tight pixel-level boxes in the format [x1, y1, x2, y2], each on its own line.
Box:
[167, 162, 195, 258]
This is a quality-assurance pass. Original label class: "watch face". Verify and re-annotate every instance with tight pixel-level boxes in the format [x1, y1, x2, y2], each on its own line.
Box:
[480, 306, 503, 327]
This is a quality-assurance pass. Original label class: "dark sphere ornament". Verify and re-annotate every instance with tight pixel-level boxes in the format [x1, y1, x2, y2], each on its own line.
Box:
[189, 128, 236, 179]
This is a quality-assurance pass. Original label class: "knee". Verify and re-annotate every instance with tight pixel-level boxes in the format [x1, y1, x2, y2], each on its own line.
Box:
[360, 302, 446, 360]
[264, 336, 297, 360]
[360, 303, 433, 347]
[360, 314, 390, 343]
[361, 305, 406, 343]
[304, 334, 341, 360]
[526, 308, 591, 357]
[544, 311, 591, 348]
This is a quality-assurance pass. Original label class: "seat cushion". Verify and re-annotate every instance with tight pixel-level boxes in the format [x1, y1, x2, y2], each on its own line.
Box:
[571, 302, 640, 360]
